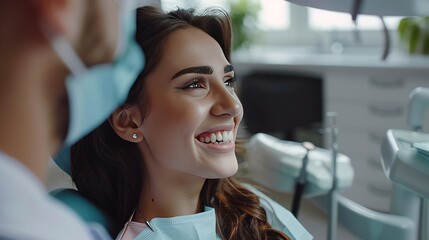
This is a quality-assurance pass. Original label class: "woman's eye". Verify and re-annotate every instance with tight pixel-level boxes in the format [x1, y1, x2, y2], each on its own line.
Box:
[225, 77, 236, 88]
[182, 78, 206, 89]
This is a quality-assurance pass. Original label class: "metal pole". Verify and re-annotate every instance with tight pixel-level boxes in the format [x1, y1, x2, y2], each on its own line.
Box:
[326, 112, 338, 240]
[420, 198, 428, 240]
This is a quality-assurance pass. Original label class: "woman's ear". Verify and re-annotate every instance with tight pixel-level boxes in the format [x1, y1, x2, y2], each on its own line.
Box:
[109, 105, 144, 143]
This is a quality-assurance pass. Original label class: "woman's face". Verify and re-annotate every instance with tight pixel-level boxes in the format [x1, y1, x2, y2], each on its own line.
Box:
[139, 27, 243, 180]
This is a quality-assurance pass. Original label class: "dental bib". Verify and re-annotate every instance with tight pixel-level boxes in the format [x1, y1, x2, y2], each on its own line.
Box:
[118, 206, 219, 240]
[117, 184, 313, 240]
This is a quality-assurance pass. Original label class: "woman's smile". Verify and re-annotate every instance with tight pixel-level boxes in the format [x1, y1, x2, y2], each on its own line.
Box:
[195, 129, 235, 153]
[197, 131, 233, 143]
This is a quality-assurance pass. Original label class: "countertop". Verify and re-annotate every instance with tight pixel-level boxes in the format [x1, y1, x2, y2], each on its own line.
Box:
[232, 46, 429, 75]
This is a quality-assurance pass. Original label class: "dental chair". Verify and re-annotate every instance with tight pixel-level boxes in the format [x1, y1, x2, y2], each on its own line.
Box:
[248, 91, 429, 240]
[246, 132, 417, 240]
[238, 71, 415, 239]
[380, 87, 429, 240]
[50, 188, 120, 238]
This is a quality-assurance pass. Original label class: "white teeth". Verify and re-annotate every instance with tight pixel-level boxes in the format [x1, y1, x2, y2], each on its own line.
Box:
[210, 133, 217, 143]
[222, 131, 229, 142]
[216, 132, 222, 141]
[198, 131, 234, 144]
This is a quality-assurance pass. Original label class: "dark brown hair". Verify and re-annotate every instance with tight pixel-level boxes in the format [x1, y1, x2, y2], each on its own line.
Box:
[71, 6, 290, 240]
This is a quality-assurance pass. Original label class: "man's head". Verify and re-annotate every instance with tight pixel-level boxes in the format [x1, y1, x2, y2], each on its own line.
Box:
[0, 0, 143, 180]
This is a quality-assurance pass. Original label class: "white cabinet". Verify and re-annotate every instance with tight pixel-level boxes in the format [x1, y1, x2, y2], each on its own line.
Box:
[324, 70, 429, 212]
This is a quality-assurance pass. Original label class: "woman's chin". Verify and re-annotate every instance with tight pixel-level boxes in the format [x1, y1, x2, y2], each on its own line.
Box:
[205, 157, 238, 179]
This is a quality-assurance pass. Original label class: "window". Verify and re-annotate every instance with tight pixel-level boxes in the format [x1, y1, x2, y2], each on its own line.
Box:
[257, 0, 289, 31]
[309, 8, 402, 31]
[160, 0, 288, 31]
[160, 0, 403, 49]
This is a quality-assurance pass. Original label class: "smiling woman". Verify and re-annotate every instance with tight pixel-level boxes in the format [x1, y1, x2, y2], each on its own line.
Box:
[69, 6, 312, 240]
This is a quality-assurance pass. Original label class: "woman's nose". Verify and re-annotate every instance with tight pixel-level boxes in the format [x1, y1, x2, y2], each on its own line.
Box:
[210, 84, 243, 118]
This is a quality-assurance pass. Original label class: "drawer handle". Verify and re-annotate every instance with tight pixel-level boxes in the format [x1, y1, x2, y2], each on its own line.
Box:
[369, 104, 403, 117]
[367, 184, 391, 197]
[369, 78, 404, 89]
[368, 157, 383, 169]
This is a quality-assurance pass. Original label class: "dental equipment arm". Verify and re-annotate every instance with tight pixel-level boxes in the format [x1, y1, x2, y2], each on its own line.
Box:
[326, 112, 338, 240]
[284, 0, 429, 16]
[381, 87, 429, 240]
[382, 87, 429, 201]
[408, 87, 429, 131]
[291, 142, 315, 217]
[284, 0, 429, 61]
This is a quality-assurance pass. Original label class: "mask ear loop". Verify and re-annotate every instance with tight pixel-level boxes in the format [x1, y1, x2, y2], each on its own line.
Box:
[51, 36, 88, 76]
[39, 21, 87, 77]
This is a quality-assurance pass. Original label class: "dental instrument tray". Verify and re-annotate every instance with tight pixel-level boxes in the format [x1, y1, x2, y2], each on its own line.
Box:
[246, 133, 354, 196]
[381, 129, 429, 199]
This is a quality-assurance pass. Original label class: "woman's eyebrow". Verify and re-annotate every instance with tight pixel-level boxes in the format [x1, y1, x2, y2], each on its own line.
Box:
[224, 64, 234, 73]
[171, 66, 213, 80]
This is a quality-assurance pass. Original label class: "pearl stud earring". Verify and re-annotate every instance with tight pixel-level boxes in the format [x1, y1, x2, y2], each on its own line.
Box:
[132, 133, 138, 139]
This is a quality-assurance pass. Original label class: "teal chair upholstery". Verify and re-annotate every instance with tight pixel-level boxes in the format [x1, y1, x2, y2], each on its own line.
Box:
[50, 188, 121, 238]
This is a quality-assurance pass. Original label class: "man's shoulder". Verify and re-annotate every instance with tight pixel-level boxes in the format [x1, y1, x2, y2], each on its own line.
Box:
[0, 152, 105, 240]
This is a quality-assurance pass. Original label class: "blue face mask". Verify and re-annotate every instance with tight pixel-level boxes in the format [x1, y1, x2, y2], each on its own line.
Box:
[51, 1, 145, 174]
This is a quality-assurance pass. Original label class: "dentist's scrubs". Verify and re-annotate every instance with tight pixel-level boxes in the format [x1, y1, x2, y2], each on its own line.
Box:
[117, 184, 313, 240]
[0, 152, 111, 240]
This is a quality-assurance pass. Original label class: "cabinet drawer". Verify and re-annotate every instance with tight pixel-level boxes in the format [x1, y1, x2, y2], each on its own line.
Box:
[330, 130, 393, 189]
[334, 129, 386, 159]
[347, 152, 392, 191]
[342, 177, 391, 212]
[335, 132, 393, 195]
[326, 100, 407, 130]
[326, 130, 393, 212]
[325, 74, 429, 102]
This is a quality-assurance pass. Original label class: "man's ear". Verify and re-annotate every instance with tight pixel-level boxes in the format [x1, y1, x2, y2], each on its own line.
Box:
[35, 0, 68, 35]
[109, 105, 144, 142]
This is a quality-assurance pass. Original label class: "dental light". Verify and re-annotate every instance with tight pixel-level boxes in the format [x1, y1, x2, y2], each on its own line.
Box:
[285, 0, 429, 60]
[284, 0, 429, 16]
